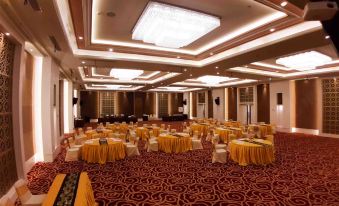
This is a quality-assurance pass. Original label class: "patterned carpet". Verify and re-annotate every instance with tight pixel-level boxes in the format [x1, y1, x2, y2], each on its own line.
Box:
[25, 128, 339, 205]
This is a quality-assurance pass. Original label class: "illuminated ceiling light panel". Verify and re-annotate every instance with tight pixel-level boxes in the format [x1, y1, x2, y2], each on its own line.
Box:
[276, 51, 332, 71]
[109, 69, 144, 80]
[197, 75, 231, 85]
[251, 62, 292, 71]
[132, 1, 220, 48]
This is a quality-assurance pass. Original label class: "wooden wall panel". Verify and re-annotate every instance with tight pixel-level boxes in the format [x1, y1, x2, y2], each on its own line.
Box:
[192, 92, 197, 117]
[158, 93, 169, 117]
[228, 88, 237, 120]
[22, 52, 35, 161]
[117, 92, 134, 115]
[144, 92, 155, 115]
[80, 91, 99, 119]
[134, 92, 145, 118]
[322, 79, 339, 134]
[295, 79, 318, 129]
[0, 33, 17, 196]
[170, 93, 183, 114]
[208, 90, 213, 118]
[257, 84, 270, 123]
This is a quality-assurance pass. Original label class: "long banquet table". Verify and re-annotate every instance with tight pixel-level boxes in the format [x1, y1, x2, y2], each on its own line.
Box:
[157, 133, 192, 153]
[42, 172, 96, 206]
[82, 138, 126, 164]
[229, 138, 274, 166]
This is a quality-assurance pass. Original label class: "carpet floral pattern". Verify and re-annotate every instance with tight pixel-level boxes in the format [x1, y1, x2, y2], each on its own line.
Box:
[26, 132, 339, 205]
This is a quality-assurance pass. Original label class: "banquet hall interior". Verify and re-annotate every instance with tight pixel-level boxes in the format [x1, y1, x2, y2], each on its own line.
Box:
[0, 0, 339, 205]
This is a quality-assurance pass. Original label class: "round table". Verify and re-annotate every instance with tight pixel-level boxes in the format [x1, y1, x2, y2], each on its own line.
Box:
[157, 133, 192, 153]
[229, 138, 274, 166]
[215, 128, 232, 143]
[191, 123, 209, 136]
[82, 138, 126, 164]
[248, 125, 273, 138]
[136, 127, 160, 140]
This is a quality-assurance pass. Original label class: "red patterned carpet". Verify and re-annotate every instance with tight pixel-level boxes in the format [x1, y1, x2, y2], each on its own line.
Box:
[25, 129, 339, 205]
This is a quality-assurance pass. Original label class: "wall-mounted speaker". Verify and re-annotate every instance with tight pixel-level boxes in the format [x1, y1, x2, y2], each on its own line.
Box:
[214, 97, 220, 105]
[277, 93, 283, 105]
[182, 99, 187, 105]
[73, 97, 78, 105]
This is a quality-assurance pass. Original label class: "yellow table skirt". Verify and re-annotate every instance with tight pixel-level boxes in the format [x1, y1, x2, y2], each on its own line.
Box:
[158, 135, 192, 153]
[42, 172, 96, 206]
[215, 128, 232, 143]
[82, 139, 126, 164]
[136, 127, 160, 140]
[191, 124, 209, 136]
[229, 139, 274, 166]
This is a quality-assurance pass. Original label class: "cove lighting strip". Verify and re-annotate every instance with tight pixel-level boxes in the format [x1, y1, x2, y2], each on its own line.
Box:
[85, 84, 144, 91]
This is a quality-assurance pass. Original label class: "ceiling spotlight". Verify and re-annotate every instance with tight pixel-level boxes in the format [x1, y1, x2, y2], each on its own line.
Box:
[5, 32, 10, 36]
[244, 65, 248, 68]
[108, 48, 113, 52]
[177, 56, 181, 59]
[270, 28, 275, 32]
[190, 74, 192, 77]
[81, 61, 86, 64]
[29, 48, 33, 52]
[210, 52, 214, 56]
[183, 68, 187, 72]
[280, 1, 288, 7]
[325, 35, 330, 39]
[86, 74, 89, 77]
[215, 66, 219, 69]
[78, 36, 83, 40]
[217, 72, 220, 75]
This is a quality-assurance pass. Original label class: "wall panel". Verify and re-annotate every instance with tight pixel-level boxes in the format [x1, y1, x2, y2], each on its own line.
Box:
[0, 33, 17, 196]
[257, 84, 270, 123]
[80, 91, 99, 119]
[228, 88, 237, 120]
[295, 79, 318, 129]
[192, 92, 197, 117]
[208, 90, 213, 118]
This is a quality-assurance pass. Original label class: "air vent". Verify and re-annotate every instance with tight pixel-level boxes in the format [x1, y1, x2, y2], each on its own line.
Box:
[49, 35, 61, 52]
[24, 0, 42, 11]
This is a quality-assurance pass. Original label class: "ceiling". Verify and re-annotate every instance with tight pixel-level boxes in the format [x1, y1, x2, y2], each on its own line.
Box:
[0, 0, 338, 92]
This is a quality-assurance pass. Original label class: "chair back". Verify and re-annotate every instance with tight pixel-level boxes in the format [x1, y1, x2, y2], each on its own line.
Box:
[152, 124, 157, 127]
[193, 130, 200, 139]
[170, 129, 176, 133]
[143, 124, 148, 127]
[160, 124, 165, 129]
[0, 195, 14, 206]
[14, 180, 32, 204]
[86, 127, 92, 131]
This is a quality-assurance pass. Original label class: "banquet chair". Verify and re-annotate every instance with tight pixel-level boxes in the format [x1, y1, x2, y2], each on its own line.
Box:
[143, 124, 148, 127]
[170, 129, 176, 133]
[192, 130, 200, 139]
[65, 147, 80, 161]
[212, 141, 227, 164]
[149, 130, 157, 142]
[264, 135, 274, 145]
[122, 121, 126, 124]
[192, 131, 203, 150]
[0, 195, 14, 206]
[167, 125, 171, 132]
[160, 124, 166, 129]
[124, 132, 140, 157]
[14, 179, 46, 206]
[183, 122, 187, 127]
[86, 127, 92, 131]
[152, 123, 157, 127]
[206, 130, 214, 142]
[212, 134, 227, 151]
[147, 138, 158, 152]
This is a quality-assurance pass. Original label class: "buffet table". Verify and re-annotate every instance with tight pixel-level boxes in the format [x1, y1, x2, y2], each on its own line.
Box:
[229, 138, 274, 166]
[157, 133, 192, 153]
[82, 138, 126, 164]
[42, 172, 96, 206]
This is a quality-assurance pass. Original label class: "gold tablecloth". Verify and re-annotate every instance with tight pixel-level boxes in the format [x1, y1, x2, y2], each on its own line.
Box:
[229, 139, 274, 166]
[136, 127, 160, 140]
[191, 124, 209, 136]
[107, 124, 129, 133]
[249, 125, 273, 137]
[42, 172, 96, 206]
[224, 121, 241, 128]
[158, 134, 192, 153]
[230, 128, 243, 138]
[82, 139, 126, 164]
[215, 128, 232, 143]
